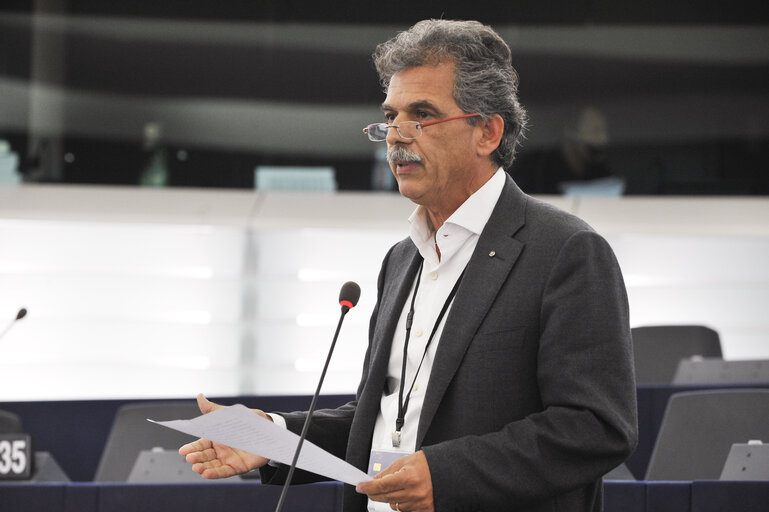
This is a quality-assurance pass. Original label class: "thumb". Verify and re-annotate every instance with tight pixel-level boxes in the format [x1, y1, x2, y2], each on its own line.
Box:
[374, 455, 407, 480]
[196, 393, 224, 414]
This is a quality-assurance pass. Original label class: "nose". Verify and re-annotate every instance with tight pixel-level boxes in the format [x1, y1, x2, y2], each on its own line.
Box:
[385, 119, 409, 146]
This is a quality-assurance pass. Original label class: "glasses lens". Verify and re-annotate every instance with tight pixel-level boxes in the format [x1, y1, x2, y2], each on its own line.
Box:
[397, 122, 421, 139]
[366, 123, 389, 141]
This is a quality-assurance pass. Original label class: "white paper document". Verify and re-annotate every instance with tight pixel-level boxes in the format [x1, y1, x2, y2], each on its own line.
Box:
[148, 404, 371, 486]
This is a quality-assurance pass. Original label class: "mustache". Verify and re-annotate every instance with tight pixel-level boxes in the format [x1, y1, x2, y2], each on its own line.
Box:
[387, 145, 422, 164]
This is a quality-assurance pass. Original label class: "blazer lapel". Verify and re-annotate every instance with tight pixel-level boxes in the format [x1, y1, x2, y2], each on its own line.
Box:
[416, 177, 527, 447]
[367, 246, 423, 396]
[347, 243, 422, 469]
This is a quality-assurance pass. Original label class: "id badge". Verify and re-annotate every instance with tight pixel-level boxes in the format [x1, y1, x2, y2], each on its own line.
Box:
[367, 449, 409, 478]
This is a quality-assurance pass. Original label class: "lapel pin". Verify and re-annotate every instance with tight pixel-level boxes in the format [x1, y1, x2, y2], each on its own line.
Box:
[489, 251, 496, 257]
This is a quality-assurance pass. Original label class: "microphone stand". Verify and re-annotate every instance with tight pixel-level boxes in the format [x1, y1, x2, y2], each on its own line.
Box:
[274, 303, 352, 512]
[0, 308, 27, 343]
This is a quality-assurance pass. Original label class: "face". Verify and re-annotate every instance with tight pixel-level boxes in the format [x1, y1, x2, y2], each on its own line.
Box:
[382, 62, 491, 221]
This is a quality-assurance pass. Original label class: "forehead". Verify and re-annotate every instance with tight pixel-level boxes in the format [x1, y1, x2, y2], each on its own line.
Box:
[383, 62, 457, 111]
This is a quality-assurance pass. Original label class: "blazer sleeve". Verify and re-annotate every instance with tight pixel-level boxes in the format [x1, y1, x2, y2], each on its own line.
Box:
[259, 401, 358, 485]
[422, 229, 638, 510]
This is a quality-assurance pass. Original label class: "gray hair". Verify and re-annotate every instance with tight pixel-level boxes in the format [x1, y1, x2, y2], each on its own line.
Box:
[373, 19, 527, 169]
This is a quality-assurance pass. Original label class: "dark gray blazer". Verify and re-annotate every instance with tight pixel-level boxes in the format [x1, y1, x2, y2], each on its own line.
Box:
[265, 175, 638, 512]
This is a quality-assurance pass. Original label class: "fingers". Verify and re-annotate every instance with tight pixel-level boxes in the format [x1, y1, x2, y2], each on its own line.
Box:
[356, 451, 434, 512]
[192, 458, 237, 479]
[179, 440, 228, 470]
[195, 394, 271, 424]
[196, 393, 224, 414]
[360, 469, 408, 502]
[358, 456, 408, 496]
[180, 396, 272, 480]
[179, 441, 237, 479]
[178, 438, 212, 457]
[181, 443, 218, 465]
[375, 456, 407, 480]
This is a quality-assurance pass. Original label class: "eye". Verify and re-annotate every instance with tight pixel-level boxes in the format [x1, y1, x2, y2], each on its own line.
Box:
[384, 112, 396, 123]
[415, 110, 431, 120]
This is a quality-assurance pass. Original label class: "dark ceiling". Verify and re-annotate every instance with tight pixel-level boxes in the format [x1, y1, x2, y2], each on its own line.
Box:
[2, 0, 769, 25]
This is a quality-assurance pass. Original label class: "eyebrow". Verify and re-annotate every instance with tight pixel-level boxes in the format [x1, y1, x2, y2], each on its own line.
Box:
[380, 100, 446, 117]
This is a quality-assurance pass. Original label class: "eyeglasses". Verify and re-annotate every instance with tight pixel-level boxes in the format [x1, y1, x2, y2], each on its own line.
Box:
[362, 113, 481, 142]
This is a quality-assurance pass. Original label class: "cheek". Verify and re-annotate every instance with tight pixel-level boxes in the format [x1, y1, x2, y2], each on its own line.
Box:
[433, 146, 469, 175]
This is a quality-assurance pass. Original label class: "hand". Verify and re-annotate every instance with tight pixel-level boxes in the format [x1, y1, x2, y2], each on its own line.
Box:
[356, 451, 434, 512]
[178, 393, 272, 478]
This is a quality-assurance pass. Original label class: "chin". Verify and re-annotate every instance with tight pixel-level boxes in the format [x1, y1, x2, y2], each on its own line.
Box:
[397, 186, 425, 206]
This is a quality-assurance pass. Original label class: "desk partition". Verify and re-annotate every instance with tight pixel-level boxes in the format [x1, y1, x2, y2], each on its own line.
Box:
[2, 481, 768, 512]
[0, 481, 342, 512]
[2, 384, 769, 483]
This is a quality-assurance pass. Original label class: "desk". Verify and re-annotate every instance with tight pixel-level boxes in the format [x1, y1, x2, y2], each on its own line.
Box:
[604, 480, 769, 512]
[0, 481, 342, 512]
[3, 384, 769, 482]
[2, 481, 768, 512]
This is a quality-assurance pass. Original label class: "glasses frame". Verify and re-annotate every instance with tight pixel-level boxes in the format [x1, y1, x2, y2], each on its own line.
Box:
[363, 113, 482, 141]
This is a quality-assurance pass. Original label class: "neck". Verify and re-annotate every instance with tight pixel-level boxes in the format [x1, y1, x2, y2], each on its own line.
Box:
[426, 209, 451, 231]
[426, 165, 497, 230]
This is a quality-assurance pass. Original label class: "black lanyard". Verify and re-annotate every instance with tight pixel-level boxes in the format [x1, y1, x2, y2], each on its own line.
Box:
[392, 259, 466, 448]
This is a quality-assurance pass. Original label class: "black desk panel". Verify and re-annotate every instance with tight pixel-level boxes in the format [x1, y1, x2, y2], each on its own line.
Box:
[0, 481, 341, 512]
[691, 481, 769, 512]
[0, 483, 68, 512]
[2, 481, 767, 512]
[97, 482, 342, 512]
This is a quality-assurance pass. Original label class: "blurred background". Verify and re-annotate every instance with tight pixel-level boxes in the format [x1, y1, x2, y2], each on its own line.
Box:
[1, 1, 768, 401]
[2, 1, 768, 194]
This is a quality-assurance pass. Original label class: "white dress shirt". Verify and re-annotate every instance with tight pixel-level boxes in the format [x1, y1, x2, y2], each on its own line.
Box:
[367, 168, 505, 511]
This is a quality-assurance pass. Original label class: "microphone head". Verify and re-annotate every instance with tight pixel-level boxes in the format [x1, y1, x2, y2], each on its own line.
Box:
[338, 281, 361, 310]
[16, 308, 27, 321]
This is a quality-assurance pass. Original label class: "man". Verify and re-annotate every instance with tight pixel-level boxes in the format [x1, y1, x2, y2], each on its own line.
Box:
[180, 19, 637, 512]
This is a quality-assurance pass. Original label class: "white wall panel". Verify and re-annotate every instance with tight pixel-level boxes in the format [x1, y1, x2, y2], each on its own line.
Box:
[0, 195, 252, 400]
[1, 184, 767, 400]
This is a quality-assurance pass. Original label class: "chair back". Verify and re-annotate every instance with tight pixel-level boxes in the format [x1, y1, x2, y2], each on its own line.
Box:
[645, 389, 769, 480]
[0, 409, 22, 434]
[632, 325, 722, 384]
[94, 401, 201, 481]
[674, 358, 769, 384]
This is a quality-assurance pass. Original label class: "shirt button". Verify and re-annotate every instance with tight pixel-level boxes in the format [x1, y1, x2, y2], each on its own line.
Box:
[430, 271, 438, 280]
[412, 384, 419, 392]
[415, 328, 423, 337]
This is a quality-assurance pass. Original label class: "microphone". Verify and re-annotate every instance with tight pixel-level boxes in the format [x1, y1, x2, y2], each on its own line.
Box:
[0, 308, 27, 342]
[274, 281, 361, 512]
[338, 281, 361, 313]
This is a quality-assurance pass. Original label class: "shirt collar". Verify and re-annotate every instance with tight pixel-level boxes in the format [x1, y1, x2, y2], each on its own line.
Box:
[408, 168, 506, 256]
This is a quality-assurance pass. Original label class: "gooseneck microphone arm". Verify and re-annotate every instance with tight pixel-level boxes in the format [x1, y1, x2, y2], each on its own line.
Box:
[274, 281, 361, 512]
[0, 308, 27, 343]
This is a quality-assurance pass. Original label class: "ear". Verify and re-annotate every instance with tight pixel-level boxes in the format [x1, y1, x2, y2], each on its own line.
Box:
[475, 114, 504, 158]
